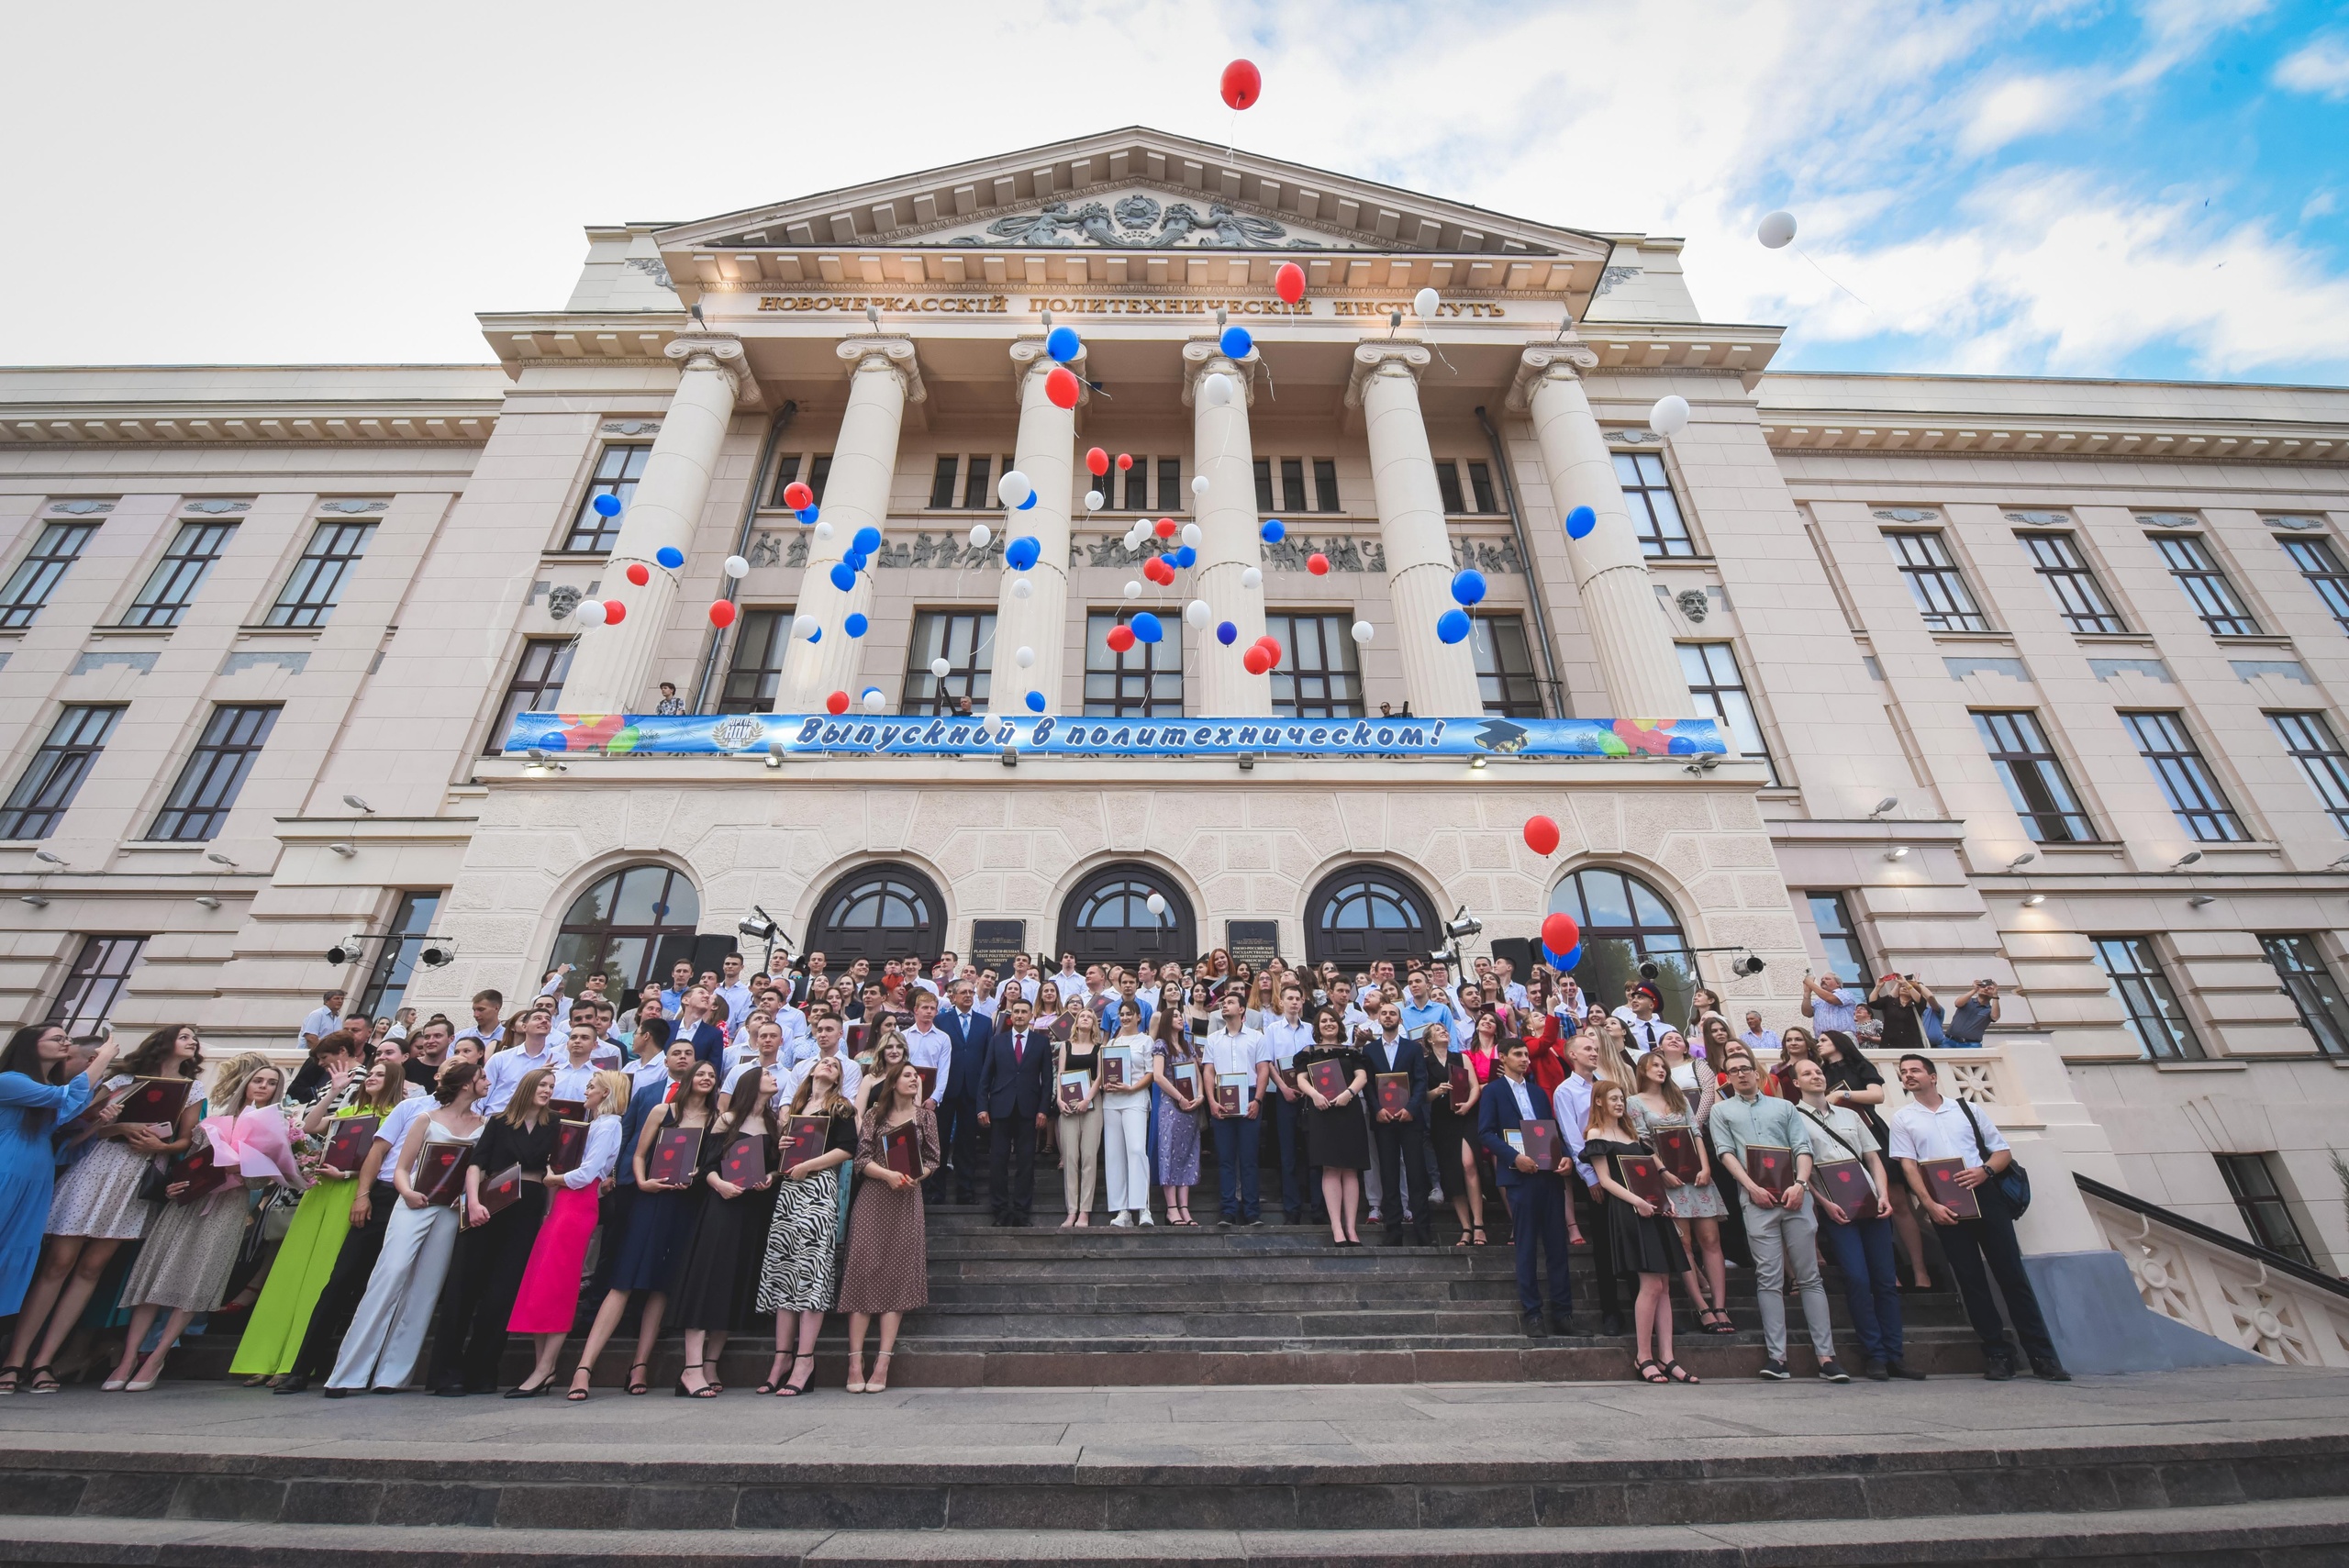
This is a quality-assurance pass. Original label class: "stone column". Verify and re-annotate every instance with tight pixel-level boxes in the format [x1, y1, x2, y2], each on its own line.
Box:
[559, 331, 748, 714]
[985, 339, 1083, 716]
[774, 336, 923, 713]
[1508, 343, 1697, 719]
[1182, 338, 1272, 717]
[1347, 342, 1486, 717]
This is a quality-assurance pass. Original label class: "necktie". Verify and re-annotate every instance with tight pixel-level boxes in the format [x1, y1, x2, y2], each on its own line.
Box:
[1014, 1032, 1025, 1064]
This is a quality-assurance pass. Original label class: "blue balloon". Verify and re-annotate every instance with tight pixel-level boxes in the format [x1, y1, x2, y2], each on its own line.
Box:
[851, 551, 874, 573]
[1451, 568, 1487, 606]
[1543, 944, 1582, 971]
[1025, 689, 1046, 713]
[654, 546, 685, 571]
[1046, 325, 1082, 362]
[1016, 489, 1038, 511]
[592, 494, 622, 518]
[1006, 536, 1041, 572]
[1131, 611, 1163, 644]
[1174, 545, 1197, 569]
[1261, 518, 1285, 542]
[1219, 325, 1252, 359]
[829, 562, 856, 592]
[1436, 607, 1472, 644]
[796, 506, 818, 526]
[807, 626, 821, 643]
[845, 613, 869, 638]
[1216, 620, 1238, 646]
[852, 526, 882, 555]
[1564, 504, 1597, 539]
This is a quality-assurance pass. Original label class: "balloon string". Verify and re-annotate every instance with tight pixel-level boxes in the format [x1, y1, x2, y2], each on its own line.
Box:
[1794, 246, 1871, 309]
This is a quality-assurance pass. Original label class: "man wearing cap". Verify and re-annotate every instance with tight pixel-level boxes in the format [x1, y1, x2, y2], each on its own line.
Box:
[1617, 984, 1669, 1054]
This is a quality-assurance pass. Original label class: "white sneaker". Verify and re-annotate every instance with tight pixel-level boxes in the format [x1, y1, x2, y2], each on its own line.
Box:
[1139, 1210, 1156, 1226]
[1109, 1211, 1132, 1228]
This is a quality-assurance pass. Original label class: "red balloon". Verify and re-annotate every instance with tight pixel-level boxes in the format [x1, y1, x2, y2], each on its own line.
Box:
[1220, 58, 1262, 110]
[1259, 637, 1282, 668]
[1241, 646, 1272, 675]
[1116, 452, 1133, 472]
[826, 691, 849, 716]
[1523, 814, 1561, 856]
[1542, 912, 1580, 956]
[1044, 365, 1081, 410]
[707, 600, 737, 629]
[783, 481, 813, 510]
[1147, 558, 1175, 585]
[1086, 447, 1109, 476]
[1154, 517, 1177, 539]
[601, 600, 625, 625]
[625, 562, 650, 586]
[1274, 261, 1306, 305]
[1107, 624, 1136, 653]
[1307, 551, 1330, 576]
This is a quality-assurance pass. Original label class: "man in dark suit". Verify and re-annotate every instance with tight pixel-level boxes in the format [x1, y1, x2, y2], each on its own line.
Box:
[974, 996, 1051, 1226]
[1478, 1037, 1574, 1337]
[933, 977, 993, 1203]
[1362, 1000, 1433, 1246]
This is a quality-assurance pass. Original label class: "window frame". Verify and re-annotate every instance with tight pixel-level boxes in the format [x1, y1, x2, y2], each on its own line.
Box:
[718, 608, 795, 715]
[1311, 459, 1341, 514]
[928, 455, 961, 509]
[0, 705, 123, 840]
[961, 454, 995, 511]
[264, 518, 376, 628]
[2151, 533, 2260, 637]
[1265, 611, 1364, 718]
[2213, 1153, 2314, 1266]
[122, 519, 238, 628]
[810, 862, 947, 966]
[1613, 450, 1695, 558]
[148, 703, 280, 843]
[487, 639, 575, 754]
[548, 863, 702, 999]
[1084, 610, 1183, 717]
[1678, 641, 1775, 783]
[2090, 935, 2206, 1061]
[2120, 710, 2247, 843]
[1253, 458, 1277, 514]
[562, 445, 650, 553]
[0, 519, 100, 629]
[2016, 530, 2127, 634]
[1280, 458, 1308, 515]
[1435, 461, 1468, 515]
[1471, 613, 1546, 719]
[1305, 865, 1437, 968]
[358, 891, 445, 1018]
[2259, 933, 2349, 1058]
[1550, 866, 1698, 1024]
[1805, 892, 1869, 982]
[902, 608, 996, 714]
[2267, 711, 2349, 834]
[1974, 709, 2098, 843]
[2278, 535, 2349, 635]
[767, 451, 803, 509]
[1887, 530, 1991, 631]
[43, 935, 149, 1039]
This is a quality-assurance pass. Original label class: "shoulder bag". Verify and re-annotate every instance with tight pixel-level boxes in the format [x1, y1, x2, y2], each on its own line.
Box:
[1958, 1097, 2030, 1217]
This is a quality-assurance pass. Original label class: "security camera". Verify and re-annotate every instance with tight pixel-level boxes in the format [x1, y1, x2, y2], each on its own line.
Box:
[1639, 960, 1661, 981]
[419, 940, 459, 968]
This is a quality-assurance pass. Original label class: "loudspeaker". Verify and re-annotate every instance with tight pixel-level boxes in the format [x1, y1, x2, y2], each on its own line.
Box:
[1490, 936, 1535, 974]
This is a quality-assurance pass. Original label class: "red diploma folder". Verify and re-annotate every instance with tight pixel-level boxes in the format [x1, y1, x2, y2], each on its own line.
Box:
[548, 1118, 590, 1175]
[1620, 1151, 1668, 1207]
[1920, 1157, 1980, 1218]
[719, 1133, 768, 1186]
[1744, 1143, 1795, 1202]
[472, 1163, 526, 1221]
[1057, 1072, 1088, 1112]
[1447, 1056, 1473, 1104]
[647, 1126, 704, 1187]
[1102, 1049, 1130, 1091]
[1375, 1073, 1410, 1117]
[780, 1115, 829, 1171]
[844, 1021, 871, 1055]
[1214, 1081, 1242, 1116]
[1652, 1124, 1702, 1183]
[418, 1143, 472, 1207]
[116, 1077, 192, 1124]
[162, 1147, 232, 1204]
[1170, 1060, 1198, 1095]
[1814, 1159, 1872, 1215]
[882, 1123, 918, 1178]
[1521, 1119, 1564, 1173]
[549, 1099, 586, 1123]
[1307, 1058, 1347, 1102]
[914, 1063, 938, 1101]
[317, 1115, 379, 1179]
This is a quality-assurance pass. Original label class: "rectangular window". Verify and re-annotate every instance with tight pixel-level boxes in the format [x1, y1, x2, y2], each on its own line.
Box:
[960, 454, 993, 511]
[1466, 461, 1497, 514]
[2121, 711, 2246, 842]
[929, 455, 961, 509]
[2214, 1153, 2312, 1265]
[1120, 457, 1147, 511]
[487, 639, 574, 755]
[807, 453, 834, 505]
[1312, 459, 1341, 513]
[2153, 534, 2259, 636]
[2018, 531, 2125, 633]
[1887, 531, 1990, 631]
[1435, 461, 1467, 515]
[0, 520, 99, 629]
[1085, 610, 1182, 717]
[1157, 458, 1183, 516]
[2280, 536, 2349, 634]
[1614, 451, 1694, 557]
[2269, 712, 2349, 833]
[2261, 934, 2349, 1057]
[718, 609, 793, 714]
[2091, 935, 2205, 1061]
[1679, 642, 1776, 782]
[0, 706, 122, 840]
[358, 891, 445, 1019]
[1806, 893, 1868, 981]
[903, 609, 995, 713]
[768, 452, 802, 508]
[43, 936, 147, 1039]
[149, 704, 279, 842]
[123, 520, 238, 628]
[1280, 458, 1308, 515]
[1470, 614, 1545, 718]
[1253, 458, 1275, 513]
[1265, 612, 1364, 717]
[1974, 710, 2096, 842]
[564, 446, 649, 552]
[264, 520, 375, 628]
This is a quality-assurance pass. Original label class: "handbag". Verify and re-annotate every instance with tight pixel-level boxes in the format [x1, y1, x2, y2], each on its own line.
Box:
[1958, 1097, 2030, 1217]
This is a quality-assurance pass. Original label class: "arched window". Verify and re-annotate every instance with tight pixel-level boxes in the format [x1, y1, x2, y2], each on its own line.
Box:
[1306, 866, 1434, 969]
[1549, 867, 1697, 1026]
[1056, 862, 1195, 966]
[549, 863, 700, 1001]
[808, 863, 945, 966]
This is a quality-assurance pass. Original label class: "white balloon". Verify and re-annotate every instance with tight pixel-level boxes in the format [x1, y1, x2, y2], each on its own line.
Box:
[1180, 523, 1203, 549]
[1756, 209, 1798, 250]
[1190, 474, 1209, 497]
[1351, 619, 1375, 644]
[967, 523, 992, 549]
[930, 658, 952, 679]
[996, 470, 1033, 508]
[1144, 892, 1168, 917]
[1186, 599, 1210, 628]
[721, 554, 750, 580]
[1414, 286, 1442, 319]
[1241, 566, 1263, 589]
[573, 599, 606, 627]
[1203, 371, 1233, 406]
[793, 613, 820, 639]
[1011, 576, 1033, 599]
[1015, 645, 1036, 668]
[1650, 394, 1691, 437]
[863, 688, 887, 713]
[814, 520, 835, 541]
[1084, 490, 1104, 511]
[1123, 580, 1142, 600]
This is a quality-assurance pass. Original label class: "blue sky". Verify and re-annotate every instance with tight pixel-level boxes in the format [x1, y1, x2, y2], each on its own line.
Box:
[5, 0, 2345, 384]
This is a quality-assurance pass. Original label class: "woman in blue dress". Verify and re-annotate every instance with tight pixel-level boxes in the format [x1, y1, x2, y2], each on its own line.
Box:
[0, 1023, 119, 1390]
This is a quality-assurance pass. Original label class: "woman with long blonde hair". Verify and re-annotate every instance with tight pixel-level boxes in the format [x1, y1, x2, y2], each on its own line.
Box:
[756, 1055, 858, 1396]
[508, 1069, 629, 1397]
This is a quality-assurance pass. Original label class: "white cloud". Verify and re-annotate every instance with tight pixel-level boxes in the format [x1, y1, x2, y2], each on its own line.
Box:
[1958, 73, 2084, 154]
[2275, 36, 2349, 99]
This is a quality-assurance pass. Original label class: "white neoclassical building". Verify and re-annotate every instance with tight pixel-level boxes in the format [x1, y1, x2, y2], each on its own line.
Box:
[6, 129, 2349, 1355]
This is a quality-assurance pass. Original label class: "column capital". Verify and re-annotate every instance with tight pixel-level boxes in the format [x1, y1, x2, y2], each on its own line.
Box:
[1009, 336, 1089, 406]
[1505, 339, 1601, 413]
[1342, 340, 1431, 410]
[1180, 335, 1260, 408]
[835, 333, 927, 405]
[664, 329, 763, 408]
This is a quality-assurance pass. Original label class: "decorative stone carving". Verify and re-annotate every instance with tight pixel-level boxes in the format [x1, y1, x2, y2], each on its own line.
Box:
[624, 255, 674, 290]
[317, 499, 386, 514]
[1609, 428, 1663, 446]
[2264, 515, 2322, 530]
[1504, 340, 1599, 413]
[665, 330, 760, 406]
[1010, 336, 1086, 404]
[602, 420, 662, 437]
[1597, 265, 1642, 295]
[50, 499, 112, 515]
[981, 197, 1323, 250]
[221, 651, 309, 676]
[1872, 507, 1940, 523]
[835, 334, 926, 405]
[547, 584, 582, 620]
[184, 498, 251, 515]
[1675, 588, 1711, 622]
[2137, 512, 2199, 528]
[2005, 510, 2070, 525]
[1263, 534, 1386, 574]
[1181, 336, 1261, 408]
[1343, 340, 1431, 410]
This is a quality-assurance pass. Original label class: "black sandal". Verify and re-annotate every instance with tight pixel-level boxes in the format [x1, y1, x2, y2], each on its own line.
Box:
[755, 1354, 789, 1396]
[1703, 1307, 1737, 1335]
[776, 1353, 815, 1397]
[702, 1359, 724, 1396]
[625, 1362, 650, 1396]
[1664, 1361, 1700, 1384]
[566, 1364, 594, 1402]
[25, 1366, 60, 1395]
[0, 1365, 20, 1396]
[1636, 1358, 1669, 1384]
[1470, 1226, 1487, 1247]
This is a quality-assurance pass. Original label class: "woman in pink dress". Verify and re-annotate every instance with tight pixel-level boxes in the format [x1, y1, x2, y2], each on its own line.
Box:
[505, 1068, 629, 1397]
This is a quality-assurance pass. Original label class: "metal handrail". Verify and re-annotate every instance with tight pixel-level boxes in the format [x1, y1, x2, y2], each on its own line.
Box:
[2075, 1173, 2349, 1300]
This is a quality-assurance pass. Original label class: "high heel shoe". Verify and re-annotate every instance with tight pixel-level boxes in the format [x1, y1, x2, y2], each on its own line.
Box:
[566, 1364, 594, 1402]
[778, 1353, 815, 1396]
[702, 1359, 724, 1396]
[625, 1362, 649, 1396]
[755, 1354, 790, 1396]
[674, 1374, 718, 1398]
[504, 1375, 552, 1398]
[844, 1358, 868, 1395]
[866, 1351, 893, 1394]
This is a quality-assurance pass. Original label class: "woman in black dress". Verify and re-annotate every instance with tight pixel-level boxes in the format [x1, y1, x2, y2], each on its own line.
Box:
[1582, 1082, 1695, 1385]
[671, 1069, 779, 1396]
[573, 1058, 719, 1396]
[429, 1065, 560, 1396]
[1420, 1019, 1486, 1246]
[1294, 1010, 1369, 1246]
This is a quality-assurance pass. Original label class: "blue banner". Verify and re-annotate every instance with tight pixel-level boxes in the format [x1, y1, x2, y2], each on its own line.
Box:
[507, 712, 1726, 762]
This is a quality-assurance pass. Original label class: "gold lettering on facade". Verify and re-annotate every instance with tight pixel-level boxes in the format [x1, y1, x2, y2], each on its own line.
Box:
[758, 295, 1011, 313]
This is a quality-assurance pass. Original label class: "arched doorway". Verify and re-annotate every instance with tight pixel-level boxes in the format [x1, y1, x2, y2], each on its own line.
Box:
[1549, 866, 1697, 1025]
[807, 862, 946, 967]
[1304, 866, 1435, 970]
[1055, 862, 1195, 967]
[548, 863, 701, 999]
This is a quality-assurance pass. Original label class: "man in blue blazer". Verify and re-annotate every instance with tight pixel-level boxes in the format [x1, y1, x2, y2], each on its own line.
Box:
[933, 978, 993, 1203]
[974, 995, 1052, 1226]
[1478, 1036, 1575, 1337]
[1361, 1000, 1433, 1246]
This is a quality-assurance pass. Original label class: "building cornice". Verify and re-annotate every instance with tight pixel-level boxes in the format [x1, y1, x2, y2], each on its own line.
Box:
[1759, 412, 2347, 463]
[0, 400, 501, 447]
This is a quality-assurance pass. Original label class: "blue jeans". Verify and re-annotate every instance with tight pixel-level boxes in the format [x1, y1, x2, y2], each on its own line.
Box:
[1817, 1208, 1904, 1363]
[1211, 1113, 1261, 1219]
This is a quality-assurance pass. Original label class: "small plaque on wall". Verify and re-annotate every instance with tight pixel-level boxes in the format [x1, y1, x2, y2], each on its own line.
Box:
[1227, 920, 1281, 973]
[971, 919, 1027, 975]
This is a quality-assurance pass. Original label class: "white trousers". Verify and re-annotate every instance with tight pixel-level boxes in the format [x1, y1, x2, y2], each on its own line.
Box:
[327, 1200, 456, 1390]
[1102, 1095, 1152, 1213]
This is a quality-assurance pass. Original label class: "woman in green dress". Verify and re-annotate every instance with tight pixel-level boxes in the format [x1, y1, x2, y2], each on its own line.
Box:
[230, 1058, 405, 1383]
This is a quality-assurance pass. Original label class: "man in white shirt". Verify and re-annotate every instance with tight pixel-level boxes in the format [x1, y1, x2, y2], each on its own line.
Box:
[1620, 993, 1669, 1055]
[1263, 982, 1319, 1225]
[900, 991, 952, 1107]
[1888, 1054, 2067, 1382]
[1548, 1033, 1625, 1335]
[779, 1017, 863, 1106]
[1202, 992, 1271, 1226]
[1330, 979, 1374, 1042]
[713, 953, 753, 1040]
[723, 1018, 788, 1108]
[1493, 957, 1530, 1011]
[622, 1018, 675, 1093]
[452, 990, 507, 1053]
[298, 990, 347, 1051]
[548, 1021, 605, 1105]
[479, 1014, 556, 1115]
[1008, 954, 1041, 1005]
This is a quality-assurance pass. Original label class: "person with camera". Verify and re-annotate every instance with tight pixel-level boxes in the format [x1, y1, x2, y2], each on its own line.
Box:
[1942, 980, 2001, 1048]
